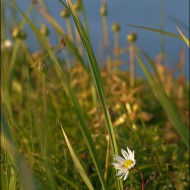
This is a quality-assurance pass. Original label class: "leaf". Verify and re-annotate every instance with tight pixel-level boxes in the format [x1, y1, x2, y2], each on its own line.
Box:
[127, 24, 182, 40]
[176, 25, 190, 48]
[60, 124, 95, 190]
[59, 1, 121, 189]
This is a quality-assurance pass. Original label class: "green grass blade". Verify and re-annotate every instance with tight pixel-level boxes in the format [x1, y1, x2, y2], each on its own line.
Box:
[57, 175, 78, 190]
[61, 0, 119, 156]
[127, 24, 183, 40]
[1, 113, 40, 190]
[1, 166, 9, 190]
[135, 51, 189, 149]
[176, 25, 190, 48]
[135, 48, 163, 86]
[60, 124, 95, 190]
[11, 2, 108, 189]
[59, 1, 122, 189]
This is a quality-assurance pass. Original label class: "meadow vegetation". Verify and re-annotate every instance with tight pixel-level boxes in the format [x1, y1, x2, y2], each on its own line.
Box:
[1, 0, 189, 189]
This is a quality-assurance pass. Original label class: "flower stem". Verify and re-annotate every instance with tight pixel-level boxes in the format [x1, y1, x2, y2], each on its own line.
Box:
[134, 167, 144, 190]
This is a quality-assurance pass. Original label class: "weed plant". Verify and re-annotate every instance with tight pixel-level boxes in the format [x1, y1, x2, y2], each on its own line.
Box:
[1, 0, 189, 190]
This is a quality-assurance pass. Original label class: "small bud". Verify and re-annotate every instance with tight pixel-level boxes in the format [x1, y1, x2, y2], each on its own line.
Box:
[111, 22, 120, 33]
[19, 30, 27, 40]
[40, 24, 49, 36]
[73, 0, 81, 11]
[127, 32, 137, 43]
[60, 8, 70, 18]
[100, 3, 107, 16]
[12, 27, 27, 40]
[12, 27, 20, 39]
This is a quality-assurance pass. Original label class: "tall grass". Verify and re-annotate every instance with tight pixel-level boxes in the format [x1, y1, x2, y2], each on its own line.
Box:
[1, 0, 189, 190]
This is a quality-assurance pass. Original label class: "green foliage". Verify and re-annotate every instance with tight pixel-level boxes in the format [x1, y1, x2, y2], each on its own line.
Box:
[1, 1, 189, 190]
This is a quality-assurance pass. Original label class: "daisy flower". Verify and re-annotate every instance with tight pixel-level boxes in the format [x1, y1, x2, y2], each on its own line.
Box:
[113, 147, 136, 181]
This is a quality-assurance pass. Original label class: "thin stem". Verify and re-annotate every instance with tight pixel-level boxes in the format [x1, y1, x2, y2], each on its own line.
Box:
[114, 32, 119, 71]
[39, 73, 47, 156]
[26, 58, 34, 166]
[102, 16, 109, 49]
[129, 42, 135, 87]
[66, 19, 74, 41]
[101, 1, 112, 72]
[104, 135, 110, 180]
[178, 47, 185, 76]
[102, 16, 112, 72]
[114, 32, 119, 59]
[159, 0, 165, 65]
[134, 167, 144, 190]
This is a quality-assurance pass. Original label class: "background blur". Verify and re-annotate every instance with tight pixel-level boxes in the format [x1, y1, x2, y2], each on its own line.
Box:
[5, 0, 189, 77]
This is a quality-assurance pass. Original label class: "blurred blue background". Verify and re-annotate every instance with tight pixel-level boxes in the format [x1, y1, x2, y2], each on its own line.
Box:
[6, 0, 189, 78]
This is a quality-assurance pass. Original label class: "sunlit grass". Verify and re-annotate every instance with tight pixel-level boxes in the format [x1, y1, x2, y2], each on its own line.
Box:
[1, 0, 189, 190]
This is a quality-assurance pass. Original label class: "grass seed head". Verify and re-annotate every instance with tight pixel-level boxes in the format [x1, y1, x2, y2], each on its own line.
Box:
[40, 24, 49, 36]
[12, 27, 27, 40]
[100, 2, 107, 16]
[60, 8, 70, 18]
[127, 32, 137, 43]
[73, 0, 81, 11]
[112, 22, 120, 33]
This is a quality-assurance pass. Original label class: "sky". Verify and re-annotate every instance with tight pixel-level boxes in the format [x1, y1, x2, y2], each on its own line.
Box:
[5, 0, 189, 77]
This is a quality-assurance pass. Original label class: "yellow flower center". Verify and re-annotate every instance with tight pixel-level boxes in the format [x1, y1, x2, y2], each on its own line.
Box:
[124, 160, 134, 169]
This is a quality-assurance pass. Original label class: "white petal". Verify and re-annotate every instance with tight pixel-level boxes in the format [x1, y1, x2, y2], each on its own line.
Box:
[119, 167, 128, 172]
[117, 170, 125, 176]
[123, 171, 129, 180]
[121, 149, 129, 160]
[132, 152, 136, 161]
[127, 147, 133, 158]
[118, 171, 126, 180]
[112, 163, 123, 169]
[131, 150, 135, 160]
[114, 155, 125, 163]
